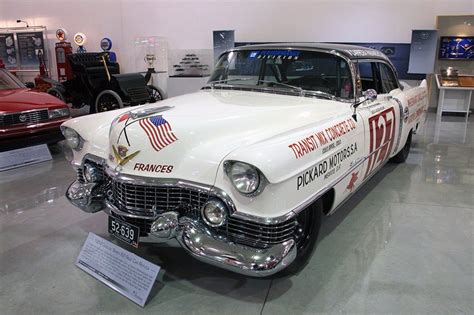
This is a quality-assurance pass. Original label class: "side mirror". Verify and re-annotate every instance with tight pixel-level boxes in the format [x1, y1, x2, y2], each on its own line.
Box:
[352, 89, 378, 121]
[363, 89, 377, 102]
[25, 82, 35, 89]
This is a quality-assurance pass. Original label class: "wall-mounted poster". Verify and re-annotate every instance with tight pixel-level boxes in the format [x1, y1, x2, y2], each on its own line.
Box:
[439, 37, 474, 60]
[408, 30, 438, 74]
[213, 30, 234, 64]
[0, 33, 17, 67]
[17, 31, 44, 67]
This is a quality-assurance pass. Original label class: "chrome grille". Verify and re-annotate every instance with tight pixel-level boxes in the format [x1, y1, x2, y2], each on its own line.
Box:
[111, 180, 210, 218]
[0, 109, 49, 126]
[76, 168, 85, 183]
[218, 217, 297, 249]
[75, 161, 298, 248]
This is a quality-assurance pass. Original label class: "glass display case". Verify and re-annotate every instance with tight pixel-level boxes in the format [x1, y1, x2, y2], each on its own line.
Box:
[133, 36, 168, 93]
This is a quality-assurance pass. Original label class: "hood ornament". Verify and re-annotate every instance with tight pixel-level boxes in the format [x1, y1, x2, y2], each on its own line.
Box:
[112, 145, 140, 166]
[129, 106, 174, 119]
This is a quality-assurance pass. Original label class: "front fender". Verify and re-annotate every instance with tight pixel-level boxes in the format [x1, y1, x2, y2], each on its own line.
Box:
[215, 115, 365, 219]
[61, 107, 133, 163]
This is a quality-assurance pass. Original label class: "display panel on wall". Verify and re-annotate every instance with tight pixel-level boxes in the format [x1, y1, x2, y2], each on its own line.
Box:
[169, 49, 212, 77]
[439, 37, 474, 60]
[0, 33, 17, 67]
[17, 32, 45, 67]
[235, 42, 425, 80]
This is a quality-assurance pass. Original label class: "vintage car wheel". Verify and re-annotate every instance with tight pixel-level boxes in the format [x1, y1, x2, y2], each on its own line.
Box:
[47, 87, 65, 102]
[94, 90, 124, 113]
[147, 85, 164, 103]
[284, 199, 323, 275]
[390, 130, 412, 163]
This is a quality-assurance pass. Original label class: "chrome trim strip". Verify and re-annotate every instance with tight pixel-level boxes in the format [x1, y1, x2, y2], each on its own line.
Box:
[392, 96, 404, 155]
[104, 199, 156, 220]
[0, 108, 49, 117]
[105, 167, 212, 193]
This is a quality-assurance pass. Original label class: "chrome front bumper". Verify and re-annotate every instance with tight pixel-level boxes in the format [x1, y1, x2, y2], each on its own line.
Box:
[66, 180, 297, 277]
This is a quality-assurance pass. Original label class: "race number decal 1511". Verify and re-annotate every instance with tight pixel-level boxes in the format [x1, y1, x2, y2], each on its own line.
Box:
[364, 107, 396, 179]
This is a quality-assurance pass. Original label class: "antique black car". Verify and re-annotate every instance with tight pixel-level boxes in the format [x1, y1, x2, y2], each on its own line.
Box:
[47, 52, 163, 113]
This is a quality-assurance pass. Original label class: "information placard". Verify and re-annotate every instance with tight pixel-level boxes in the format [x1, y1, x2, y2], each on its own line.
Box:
[0, 33, 17, 67]
[17, 31, 44, 67]
[76, 233, 160, 307]
[0, 144, 52, 172]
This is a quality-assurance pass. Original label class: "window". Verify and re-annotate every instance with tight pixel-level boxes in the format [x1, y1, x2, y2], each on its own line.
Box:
[358, 62, 377, 92]
[378, 63, 398, 93]
[0, 69, 24, 90]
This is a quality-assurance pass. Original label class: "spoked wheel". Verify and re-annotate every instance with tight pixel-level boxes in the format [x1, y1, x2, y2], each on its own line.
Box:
[94, 90, 123, 113]
[284, 199, 323, 275]
[147, 85, 164, 103]
[47, 87, 65, 102]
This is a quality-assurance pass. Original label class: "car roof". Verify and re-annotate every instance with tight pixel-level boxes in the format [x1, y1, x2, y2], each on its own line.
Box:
[231, 42, 390, 61]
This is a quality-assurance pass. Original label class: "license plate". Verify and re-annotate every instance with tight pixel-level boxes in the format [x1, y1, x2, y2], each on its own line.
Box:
[108, 216, 140, 248]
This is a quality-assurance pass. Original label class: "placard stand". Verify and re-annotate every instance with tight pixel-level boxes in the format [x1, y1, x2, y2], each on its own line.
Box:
[76, 233, 160, 307]
[0, 144, 52, 172]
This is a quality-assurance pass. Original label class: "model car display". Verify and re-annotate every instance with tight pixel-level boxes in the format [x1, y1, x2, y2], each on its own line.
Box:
[0, 59, 70, 152]
[47, 52, 164, 114]
[63, 43, 428, 276]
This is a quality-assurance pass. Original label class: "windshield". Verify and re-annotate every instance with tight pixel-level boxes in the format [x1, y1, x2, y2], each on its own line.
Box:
[208, 49, 354, 99]
[0, 68, 25, 90]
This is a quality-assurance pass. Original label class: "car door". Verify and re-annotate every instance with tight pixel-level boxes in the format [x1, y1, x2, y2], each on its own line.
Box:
[355, 60, 403, 182]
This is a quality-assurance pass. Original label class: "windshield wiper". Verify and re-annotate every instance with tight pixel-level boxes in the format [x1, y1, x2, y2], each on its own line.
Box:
[257, 79, 304, 94]
[258, 80, 336, 100]
[301, 89, 336, 100]
[207, 78, 255, 89]
[206, 78, 337, 100]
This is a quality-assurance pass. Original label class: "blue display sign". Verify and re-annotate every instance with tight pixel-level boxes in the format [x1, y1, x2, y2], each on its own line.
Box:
[249, 50, 300, 59]
[439, 37, 474, 60]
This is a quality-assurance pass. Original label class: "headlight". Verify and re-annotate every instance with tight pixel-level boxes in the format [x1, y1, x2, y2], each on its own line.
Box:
[83, 162, 102, 183]
[227, 161, 260, 195]
[61, 127, 84, 151]
[48, 108, 70, 119]
[201, 199, 228, 227]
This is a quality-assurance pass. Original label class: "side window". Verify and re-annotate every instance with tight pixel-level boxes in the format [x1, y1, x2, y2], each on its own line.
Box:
[358, 62, 378, 92]
[378, 63, 398, 93]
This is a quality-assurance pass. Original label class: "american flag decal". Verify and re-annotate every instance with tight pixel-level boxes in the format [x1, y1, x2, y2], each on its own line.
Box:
[139, 115, 178, 151]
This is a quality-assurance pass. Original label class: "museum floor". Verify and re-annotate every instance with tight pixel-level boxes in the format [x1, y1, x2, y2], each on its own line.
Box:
[0, 112, 473, 314]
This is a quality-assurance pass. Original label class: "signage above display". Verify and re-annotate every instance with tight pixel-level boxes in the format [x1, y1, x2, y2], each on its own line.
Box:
[100, 37, 113, 51]
[56, 28, 68, 42]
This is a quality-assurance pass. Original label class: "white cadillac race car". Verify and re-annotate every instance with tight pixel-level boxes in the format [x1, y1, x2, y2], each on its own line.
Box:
[63, 43, 428, 277]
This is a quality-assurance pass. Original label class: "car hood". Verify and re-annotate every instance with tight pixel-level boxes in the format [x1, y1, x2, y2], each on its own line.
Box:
[0, 88, 67, 113]
[99, 90, 351, 185]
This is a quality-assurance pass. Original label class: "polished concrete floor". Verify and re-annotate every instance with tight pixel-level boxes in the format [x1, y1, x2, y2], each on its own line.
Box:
[0, 113, 473, 314]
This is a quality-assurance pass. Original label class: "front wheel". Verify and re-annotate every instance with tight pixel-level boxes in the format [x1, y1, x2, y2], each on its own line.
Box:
[94, 90, 124, 113]
[47, 87, 66, 102]
[390, 130, 412, 163]
[284, 199, 323, 275]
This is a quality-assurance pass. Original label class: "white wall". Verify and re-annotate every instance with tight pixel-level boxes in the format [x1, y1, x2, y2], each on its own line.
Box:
[1, 0, 473, 76]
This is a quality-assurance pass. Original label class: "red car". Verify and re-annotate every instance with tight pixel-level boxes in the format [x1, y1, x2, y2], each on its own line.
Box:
[0, 59, 71, 152]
